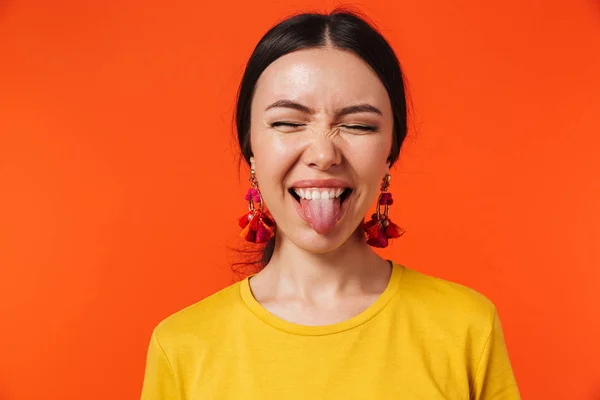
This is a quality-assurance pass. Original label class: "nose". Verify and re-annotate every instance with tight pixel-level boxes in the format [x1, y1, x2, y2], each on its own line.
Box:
[301, 131, 342, 171]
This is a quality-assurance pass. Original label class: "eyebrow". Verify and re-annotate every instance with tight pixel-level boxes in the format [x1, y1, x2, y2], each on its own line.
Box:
[265, 100, 382, 116]
[337, 104, 382, 116]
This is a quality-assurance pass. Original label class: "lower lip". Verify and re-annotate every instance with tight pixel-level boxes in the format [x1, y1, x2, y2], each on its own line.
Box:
[290, 190, 353, 233]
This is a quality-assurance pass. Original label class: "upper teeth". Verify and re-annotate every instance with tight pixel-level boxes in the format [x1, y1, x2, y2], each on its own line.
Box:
[293, 188, 345, 200]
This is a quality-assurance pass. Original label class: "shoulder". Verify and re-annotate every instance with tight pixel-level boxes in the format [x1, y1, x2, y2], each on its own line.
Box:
[397, 264, 497, 328]
[153, 279, 244, 345]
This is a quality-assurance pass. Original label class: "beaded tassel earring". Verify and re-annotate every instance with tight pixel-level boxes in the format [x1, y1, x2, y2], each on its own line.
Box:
[362, 173, 405, 248]
[238, 168, 276, 244]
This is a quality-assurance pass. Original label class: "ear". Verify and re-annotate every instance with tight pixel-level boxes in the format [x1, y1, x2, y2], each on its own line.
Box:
[249, 156, 256, 170]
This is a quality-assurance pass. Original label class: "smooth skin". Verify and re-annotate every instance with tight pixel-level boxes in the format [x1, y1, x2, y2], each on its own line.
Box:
[248, 47, 397, 326]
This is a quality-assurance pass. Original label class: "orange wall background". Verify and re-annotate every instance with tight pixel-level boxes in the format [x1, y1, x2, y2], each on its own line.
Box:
[1, 0, 599, 399]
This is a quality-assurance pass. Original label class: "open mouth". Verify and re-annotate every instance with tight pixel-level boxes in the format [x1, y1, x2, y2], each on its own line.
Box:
[288, 187, 353, 205]
[287, 187, 354, 234]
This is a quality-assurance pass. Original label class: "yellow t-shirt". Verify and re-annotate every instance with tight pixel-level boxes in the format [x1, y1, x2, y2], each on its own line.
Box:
[141, 263, 520, 399]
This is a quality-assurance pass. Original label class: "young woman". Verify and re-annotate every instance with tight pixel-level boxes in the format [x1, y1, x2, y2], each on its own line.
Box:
[141, 10, 520, 399]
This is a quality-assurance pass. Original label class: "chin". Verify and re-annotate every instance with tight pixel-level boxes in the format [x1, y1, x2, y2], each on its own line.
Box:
[281, 222, 364, 255]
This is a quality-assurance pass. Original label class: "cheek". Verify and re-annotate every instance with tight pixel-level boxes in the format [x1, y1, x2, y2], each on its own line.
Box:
[253, 133, 287, 159]
[250, 129, 302, 198]
[346, 133, 393, 171]
[250, 114, 290, 158]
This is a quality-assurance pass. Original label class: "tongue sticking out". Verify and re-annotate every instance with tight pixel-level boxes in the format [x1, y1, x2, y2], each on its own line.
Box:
[299, 197, 342, 234]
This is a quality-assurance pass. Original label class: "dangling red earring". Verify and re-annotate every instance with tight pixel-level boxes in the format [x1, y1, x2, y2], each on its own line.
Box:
[238, 168, 276, 244]
[362, 173, 405, 248]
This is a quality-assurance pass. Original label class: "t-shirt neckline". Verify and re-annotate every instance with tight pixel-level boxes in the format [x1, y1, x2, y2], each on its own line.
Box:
[239, 261, 403, 336]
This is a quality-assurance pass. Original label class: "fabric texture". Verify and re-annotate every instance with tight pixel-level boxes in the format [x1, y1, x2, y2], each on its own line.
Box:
[141, 263, 520, 399]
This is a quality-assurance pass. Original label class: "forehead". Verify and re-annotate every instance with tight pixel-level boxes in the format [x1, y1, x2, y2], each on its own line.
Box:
[253, 47, 390, 109]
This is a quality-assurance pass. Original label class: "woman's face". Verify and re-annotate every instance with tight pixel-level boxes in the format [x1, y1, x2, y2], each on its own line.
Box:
[250, 47, 394, 253]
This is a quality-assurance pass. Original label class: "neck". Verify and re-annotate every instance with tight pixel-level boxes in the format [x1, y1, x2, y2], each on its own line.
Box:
[262, 227, 391, 298]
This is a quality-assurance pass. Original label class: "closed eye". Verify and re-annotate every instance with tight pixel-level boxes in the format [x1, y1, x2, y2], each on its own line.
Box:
[342, 125, 378, 132]
[270, 122, 378, 131]
[270, 122, 305, 128]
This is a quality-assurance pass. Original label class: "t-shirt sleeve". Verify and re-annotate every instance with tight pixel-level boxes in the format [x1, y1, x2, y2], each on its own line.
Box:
[471, 309, 521, 400]
[141, 327, 179, 400]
